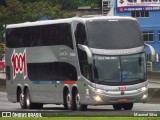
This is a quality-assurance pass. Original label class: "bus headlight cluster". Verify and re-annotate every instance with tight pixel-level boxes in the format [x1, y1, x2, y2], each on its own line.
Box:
[96, 89, 106, 94]
[96, 89, 102, 93]
[141, 86, 148, 92]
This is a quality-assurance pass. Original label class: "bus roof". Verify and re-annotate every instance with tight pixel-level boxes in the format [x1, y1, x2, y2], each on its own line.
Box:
[6, 16, 136, 29]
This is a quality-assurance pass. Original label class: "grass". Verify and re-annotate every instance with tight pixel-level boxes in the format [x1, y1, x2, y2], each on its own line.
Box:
[0, 117, 160, 120]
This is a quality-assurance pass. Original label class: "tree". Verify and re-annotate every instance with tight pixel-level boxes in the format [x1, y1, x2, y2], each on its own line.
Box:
[0, 0, 6, 6]
[0, 0, 74, 42]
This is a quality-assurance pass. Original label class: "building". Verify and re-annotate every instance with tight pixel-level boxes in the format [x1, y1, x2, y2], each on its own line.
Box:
[105, 0, 160, 62]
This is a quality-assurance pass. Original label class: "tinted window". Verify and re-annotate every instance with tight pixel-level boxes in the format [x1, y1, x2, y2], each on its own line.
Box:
[28, 62, 77, 81]
[78, 49, 91, 80]
[75, 23, 87, 45]
[6, 23, 73, 49]
[86, 20, 144, 49]
[74, 23, 91, 79]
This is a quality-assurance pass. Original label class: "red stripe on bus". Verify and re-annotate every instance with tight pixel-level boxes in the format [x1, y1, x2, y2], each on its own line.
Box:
[63, 81, 76, 84]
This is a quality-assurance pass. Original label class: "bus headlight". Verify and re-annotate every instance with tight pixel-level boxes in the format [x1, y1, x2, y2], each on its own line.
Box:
[141, 86, 147, 92]
[96, 89, 106, 94]
[96, 89, 102, 93]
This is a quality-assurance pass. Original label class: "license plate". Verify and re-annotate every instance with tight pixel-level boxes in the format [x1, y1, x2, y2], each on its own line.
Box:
[118, 98, 128, 102]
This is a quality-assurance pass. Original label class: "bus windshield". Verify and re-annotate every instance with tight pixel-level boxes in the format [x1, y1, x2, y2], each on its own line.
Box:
[93, 53, 146, 84]
[86, 20, 144, 49]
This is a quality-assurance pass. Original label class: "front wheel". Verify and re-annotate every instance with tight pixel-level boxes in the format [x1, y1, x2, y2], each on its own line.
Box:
[75, 90, 87, 111]
[122, 103, 133, 110]
[113, 104, 123, 110]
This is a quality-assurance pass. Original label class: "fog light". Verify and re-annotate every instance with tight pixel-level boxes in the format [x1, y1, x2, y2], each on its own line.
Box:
[142, 94, 148, 100]
[94, 96, 102, 102]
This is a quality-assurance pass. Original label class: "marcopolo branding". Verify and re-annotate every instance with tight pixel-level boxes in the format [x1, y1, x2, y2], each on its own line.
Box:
[11, 49, 27, 79]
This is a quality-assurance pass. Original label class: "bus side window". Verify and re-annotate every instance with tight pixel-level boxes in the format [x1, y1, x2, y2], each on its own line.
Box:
[75, 23, 87, 45]
[75, 23, 91, 80]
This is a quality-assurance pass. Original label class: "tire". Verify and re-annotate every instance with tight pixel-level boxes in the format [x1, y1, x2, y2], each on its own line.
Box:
[75, 90, 87, 111]
[113, 104, 123, 110]
[19, 91, 26, 109]
[25, 89, 43, 109]
[122, 103, 133, 110]
[64, 90, 74, 110]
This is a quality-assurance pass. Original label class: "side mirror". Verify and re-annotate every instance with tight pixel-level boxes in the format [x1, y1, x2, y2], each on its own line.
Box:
[145, 43, 156, 62]
[78, 44, 92, 64]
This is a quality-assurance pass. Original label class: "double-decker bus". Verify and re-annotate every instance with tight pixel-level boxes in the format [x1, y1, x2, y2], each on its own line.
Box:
[5, 16, 155, 110]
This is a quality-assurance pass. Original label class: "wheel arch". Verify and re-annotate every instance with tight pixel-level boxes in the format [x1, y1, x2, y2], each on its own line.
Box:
[16, 85, 22, 102]
[63, 86, 69, 101]
[23, 84, 29, 95]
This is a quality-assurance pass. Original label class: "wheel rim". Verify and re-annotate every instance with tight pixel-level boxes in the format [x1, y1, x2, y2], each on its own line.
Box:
[66, 93, 71, 108]
[75, 93, 80, 109]
[26, 92, 30, 107]
[20, 93, 24, 106]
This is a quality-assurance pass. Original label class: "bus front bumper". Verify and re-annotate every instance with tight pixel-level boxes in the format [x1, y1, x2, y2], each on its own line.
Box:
[87, 86, 148, 105]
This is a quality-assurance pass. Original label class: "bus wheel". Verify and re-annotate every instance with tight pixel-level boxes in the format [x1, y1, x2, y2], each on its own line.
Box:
[25, 89, 35, 109]
[20, 92, 26, 109]
[65, 91, 73, 110]
[113, 104, 123, 110]
[122, 103, 133, 110]
[75, 90, 87, 111]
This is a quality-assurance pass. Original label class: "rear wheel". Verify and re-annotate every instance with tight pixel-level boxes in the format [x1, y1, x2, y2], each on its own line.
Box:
[113, 104, 123, 110]
[64, 90, 74, 110]
[25, 89, 34, 109]
[75, 90, 87, 111]
[19, 91, 26, 109]
[122, 103, 133, 110]
[25, 89, 43, 109]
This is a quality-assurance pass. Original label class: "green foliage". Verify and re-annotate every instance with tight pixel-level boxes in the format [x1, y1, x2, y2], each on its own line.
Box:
[0, 0, 74, 41]
[61, 0, 99, 9]
[0, 0, 100, 41]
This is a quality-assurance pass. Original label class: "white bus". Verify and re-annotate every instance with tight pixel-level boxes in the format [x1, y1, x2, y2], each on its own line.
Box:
[5, 16, 155, 110]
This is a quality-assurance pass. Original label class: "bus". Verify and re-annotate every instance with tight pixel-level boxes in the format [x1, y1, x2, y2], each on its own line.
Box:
[5, 16, 155, 110]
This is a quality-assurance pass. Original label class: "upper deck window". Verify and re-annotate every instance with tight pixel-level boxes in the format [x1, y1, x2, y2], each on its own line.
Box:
[6, 23, 74, 49]
[86, 20, 143, 49]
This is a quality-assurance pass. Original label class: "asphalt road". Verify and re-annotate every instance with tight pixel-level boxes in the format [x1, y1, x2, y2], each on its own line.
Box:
[0, 92, 160, 117]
